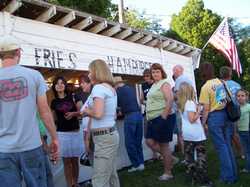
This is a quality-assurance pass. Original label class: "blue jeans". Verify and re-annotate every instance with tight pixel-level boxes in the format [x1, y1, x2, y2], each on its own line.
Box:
[0, 146, 54, 187]
[124, 112, 144, 167]
[207, 110, 238, 183]
[239, 131, 250, 171]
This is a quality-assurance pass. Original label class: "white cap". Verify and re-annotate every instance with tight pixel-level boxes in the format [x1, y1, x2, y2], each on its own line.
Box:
[0, 35, 21, 52]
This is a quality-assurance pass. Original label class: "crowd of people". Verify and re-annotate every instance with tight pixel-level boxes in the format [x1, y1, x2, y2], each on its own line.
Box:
[1, 34, 249, 187]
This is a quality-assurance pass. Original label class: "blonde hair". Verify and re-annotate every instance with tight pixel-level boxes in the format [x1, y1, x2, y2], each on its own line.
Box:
[89, 59, 115, 85]
[177, 82, 195, 113]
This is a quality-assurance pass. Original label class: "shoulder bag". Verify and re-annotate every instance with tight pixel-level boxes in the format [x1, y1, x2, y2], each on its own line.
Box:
[219, 79, 241, 122]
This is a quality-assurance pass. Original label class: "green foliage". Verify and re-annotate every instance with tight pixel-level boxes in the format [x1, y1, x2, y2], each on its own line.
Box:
[162, 29, 184, 42]
[169, 0, 221, 49]
[165, 0, 250, 94]
[118, 7, 165, 34]
[46, 0, 113, 18]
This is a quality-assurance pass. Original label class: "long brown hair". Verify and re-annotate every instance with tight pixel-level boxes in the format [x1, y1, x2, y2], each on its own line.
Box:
[199, 62, 215, 82]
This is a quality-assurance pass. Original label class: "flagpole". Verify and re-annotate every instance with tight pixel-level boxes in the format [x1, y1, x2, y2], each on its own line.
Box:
[192, 16, 227, 66]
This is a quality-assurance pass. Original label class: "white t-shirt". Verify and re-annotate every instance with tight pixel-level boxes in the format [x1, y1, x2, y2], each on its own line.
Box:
[80, 96, 90, 131]
[89, 84, 117, 129]
[180, 100, 206, 142]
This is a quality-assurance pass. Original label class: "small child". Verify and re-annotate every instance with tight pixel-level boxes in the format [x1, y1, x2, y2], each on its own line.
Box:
[177, 82, 210, 186]
[235, 88, 250, 173]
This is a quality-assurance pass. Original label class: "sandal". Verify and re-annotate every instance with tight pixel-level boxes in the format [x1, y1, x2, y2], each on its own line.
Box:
[158, 157, 164, 162]
[171, 157, 179, 169]
[158, 174, 173, 181]
[147, 158, 157, 162]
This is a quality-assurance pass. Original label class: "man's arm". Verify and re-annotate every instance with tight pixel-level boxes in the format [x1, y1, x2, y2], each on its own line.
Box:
[37, 93, 60, 158]
[140, 87, 146, 105]
[174, 90, 178, 101]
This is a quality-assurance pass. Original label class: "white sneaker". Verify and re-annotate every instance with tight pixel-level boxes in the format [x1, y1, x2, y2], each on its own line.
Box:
[194, 149, 197, 162]
[128, 164, 145, 172]
[181, 159, 186, 163]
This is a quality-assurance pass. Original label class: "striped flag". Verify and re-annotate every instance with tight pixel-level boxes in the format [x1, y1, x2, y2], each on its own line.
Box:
[209, 16, 242, 77]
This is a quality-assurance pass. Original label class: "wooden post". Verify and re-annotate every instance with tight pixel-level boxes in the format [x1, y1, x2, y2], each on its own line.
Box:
[118, 0, 125, 24]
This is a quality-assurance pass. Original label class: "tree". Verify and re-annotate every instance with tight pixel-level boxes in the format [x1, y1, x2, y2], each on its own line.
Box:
[111, 6, 165, 34]
[165, 0, 250, 94]
[46, 0, 113, 18]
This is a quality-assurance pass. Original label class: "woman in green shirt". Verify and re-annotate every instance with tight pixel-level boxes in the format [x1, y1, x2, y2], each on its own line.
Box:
[146, 63, 178, 181]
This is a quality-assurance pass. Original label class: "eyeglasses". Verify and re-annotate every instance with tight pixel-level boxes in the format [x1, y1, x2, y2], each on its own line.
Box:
[143, 75, 149, 77]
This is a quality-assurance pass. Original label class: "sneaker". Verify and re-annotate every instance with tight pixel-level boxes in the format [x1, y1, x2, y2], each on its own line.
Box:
[235, 155, 246, 161]
[240, 168, 250, 173]
[128, 164, 145, 172]
[181, 159, 186, 164]
[200, 182, 213, 187]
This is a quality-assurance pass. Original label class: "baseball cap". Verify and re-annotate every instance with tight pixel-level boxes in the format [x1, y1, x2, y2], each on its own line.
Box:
[0, 35, 21, 52]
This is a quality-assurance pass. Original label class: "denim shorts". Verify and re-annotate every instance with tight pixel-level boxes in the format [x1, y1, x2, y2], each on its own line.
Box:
[0, 146, 50, 187]
[146, 113, 176, 143]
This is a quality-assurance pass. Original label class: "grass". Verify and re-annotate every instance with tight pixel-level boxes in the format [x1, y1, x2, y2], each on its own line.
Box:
[118, 136, 250, 187]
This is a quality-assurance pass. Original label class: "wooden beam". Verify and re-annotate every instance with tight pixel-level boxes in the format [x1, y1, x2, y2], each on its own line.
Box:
[72, 16, 92, 30]
[88, 20, 107, 33]
[136, 35, 153, 44]
[145, 37, 162, 47]
[102, 24, 121, 36]
[164, 42, 177, 50]
[178, 47, 191, 55]
[35, 6, 56, 22]
[155, 40, 170, 48]
[114, 28, 132, 39]
[55, 11, 76, 26]
[2, 0, 22, 14]
[171, 44, 184, 52]
[125, 31, 143, 42]
[185, 50, 199, 57]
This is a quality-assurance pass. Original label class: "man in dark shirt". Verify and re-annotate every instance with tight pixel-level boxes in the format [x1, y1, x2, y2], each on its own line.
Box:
[114, 76, 145, 172]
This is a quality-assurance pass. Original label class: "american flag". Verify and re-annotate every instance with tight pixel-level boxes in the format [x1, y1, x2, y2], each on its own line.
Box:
[209, 17, 242, 77]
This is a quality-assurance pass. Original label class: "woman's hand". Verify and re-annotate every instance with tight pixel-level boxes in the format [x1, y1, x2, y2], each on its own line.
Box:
[64, 112, 74, 120]
[81, 105, 92, 118]
[85, 143, 91, 154]
[162, 116, 167, 120]
[80, 110, 88, 118]
[202, 125, 209, 137]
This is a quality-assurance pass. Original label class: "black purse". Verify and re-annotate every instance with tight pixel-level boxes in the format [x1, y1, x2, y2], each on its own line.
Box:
[219, 79, 241, 122]
[80, 152, 91, 166]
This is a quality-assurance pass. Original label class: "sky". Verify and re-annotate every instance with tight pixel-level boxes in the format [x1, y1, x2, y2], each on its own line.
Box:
[112, 0, 250, 30]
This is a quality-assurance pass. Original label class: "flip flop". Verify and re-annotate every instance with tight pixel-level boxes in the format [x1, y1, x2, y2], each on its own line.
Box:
[158, 174, 173, 181]
[171, 157, 179, 169]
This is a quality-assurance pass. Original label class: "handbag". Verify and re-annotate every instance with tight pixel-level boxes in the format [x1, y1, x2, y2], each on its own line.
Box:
[219, 79, 241, 122]
[80, 152, 91, 166]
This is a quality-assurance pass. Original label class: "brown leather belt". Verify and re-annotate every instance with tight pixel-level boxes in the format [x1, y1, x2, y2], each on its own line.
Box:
[125, 111, 141, 116]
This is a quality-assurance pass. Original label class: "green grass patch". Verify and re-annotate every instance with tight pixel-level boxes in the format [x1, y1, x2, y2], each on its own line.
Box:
[118, 136, 250, 187]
